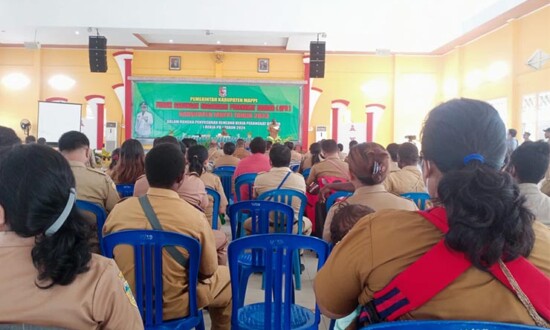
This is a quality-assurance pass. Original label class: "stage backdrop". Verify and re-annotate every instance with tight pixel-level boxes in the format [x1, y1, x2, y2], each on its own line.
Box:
[132, 80, 303, 142]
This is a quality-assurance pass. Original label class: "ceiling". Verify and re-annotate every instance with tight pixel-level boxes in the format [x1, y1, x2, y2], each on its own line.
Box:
[0, 0, 544, 54]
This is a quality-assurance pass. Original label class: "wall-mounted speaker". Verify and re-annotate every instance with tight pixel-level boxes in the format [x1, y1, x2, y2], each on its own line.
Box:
[89, 36, 107, 73]
[310, 41, 325, 78]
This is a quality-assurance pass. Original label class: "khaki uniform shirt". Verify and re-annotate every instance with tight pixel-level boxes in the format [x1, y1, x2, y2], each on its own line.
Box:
[200, 171, 229, 227]
[390, 162, 400, 173]
[70, 160, 119, 211]
[384, 165, 426, 195]
[323, 184, 418, 242]
[306, 155, 350, 186]
[214, 155, 240, 168]
[291, 150, 303, 162]
[315, 210, 550, 325]
[0, 232, 143, 330]
[233, 147, 251, 160]
[133, 174, 209, 209]
[519, 183, 550, 226]
[208, 148, 224, 162]
[104, 188, 219, 320]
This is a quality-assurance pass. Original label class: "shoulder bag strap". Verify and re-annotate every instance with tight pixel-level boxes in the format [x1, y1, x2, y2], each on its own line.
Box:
[138, 195, 188, 268]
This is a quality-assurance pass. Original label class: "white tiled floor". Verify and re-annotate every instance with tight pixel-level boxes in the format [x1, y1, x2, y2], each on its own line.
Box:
[202, 223, 330, 329]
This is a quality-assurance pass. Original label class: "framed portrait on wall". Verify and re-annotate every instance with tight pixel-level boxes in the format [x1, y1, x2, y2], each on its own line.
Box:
[169, 56, 181, 71]
[257, 58, 269, 73]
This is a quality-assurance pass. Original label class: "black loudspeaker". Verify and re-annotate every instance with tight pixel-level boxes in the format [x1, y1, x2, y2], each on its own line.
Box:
[89, 36, 108, 73]
[310, 41, 325, 78]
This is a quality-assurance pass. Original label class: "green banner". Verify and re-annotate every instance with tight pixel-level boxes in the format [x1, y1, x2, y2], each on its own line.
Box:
[132, 81, 302, 143]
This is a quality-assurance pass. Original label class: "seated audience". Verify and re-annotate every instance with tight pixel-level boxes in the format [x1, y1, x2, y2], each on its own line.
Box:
[384, 142, 426, 194]
[330, 203, 374, 244]
[233, 138, 251, 159]
[181, 138, 198, 149]
[24, 135, 36, 144]
[58, 131, 120, 252]
[37, 137, 47, 145]
[110, 139, 145, 184]
[0, 126, 21, 150]
[523, 132, 532, 143]
[300, 142, 321, 172]
[208, 140, 224, 163]
[105, 147, 120, 178]
[386, 142, 400, 172]
[315, 98, 550, 326]
[322, 142, 417, 242]
[187, 145, 229, 265]
[265, 140, 273, 154]
[285, 141, 303, 163]
[507, 141, 550, 226]
[306, 139, 350, 186]
[214, 142, 240, 168]
[104, 143, 231, 328]
[252, 144, 312, 235]
[507, 128, 519, 155]
[233, 137, 271, 201]
[0, 144, 142, 329]
[344, 140, 359, 162]
[134, 136, 208, 210]
[337, 143, 346, 160]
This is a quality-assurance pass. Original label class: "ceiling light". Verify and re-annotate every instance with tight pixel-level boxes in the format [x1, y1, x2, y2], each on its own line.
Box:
[75, 30, 80, 35]
[216, 40, 221, 44]
[169, 39, 174, 43]
[1, 73, 30, 90]
[48, 74, 76, 91]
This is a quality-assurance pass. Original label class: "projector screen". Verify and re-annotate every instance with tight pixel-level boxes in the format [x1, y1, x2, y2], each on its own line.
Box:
[38, 101, 82, 143]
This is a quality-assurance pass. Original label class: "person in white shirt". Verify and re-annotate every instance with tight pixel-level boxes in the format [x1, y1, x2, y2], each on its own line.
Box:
[507, 141, 550, 226]
[135, 102, 154, 138]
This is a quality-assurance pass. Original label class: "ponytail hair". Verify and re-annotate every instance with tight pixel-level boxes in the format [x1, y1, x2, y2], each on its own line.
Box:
[309, 142, 322, 166]
[187, 145, 208, 176]
[0, 145, 91, 288]
[422, 98, 535, 269]
[347, 142, 389, 185]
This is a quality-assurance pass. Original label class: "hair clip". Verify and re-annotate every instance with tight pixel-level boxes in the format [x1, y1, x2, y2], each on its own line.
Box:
[463, 153, 485, 165]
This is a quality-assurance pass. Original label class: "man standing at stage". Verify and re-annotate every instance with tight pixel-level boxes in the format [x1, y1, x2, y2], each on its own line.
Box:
[268, 119, 280, 142]
[135, 102, 154, 138]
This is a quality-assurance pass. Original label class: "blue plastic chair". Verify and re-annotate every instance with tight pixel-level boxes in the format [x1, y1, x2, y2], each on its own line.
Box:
[302, 168, 311, 180]
[360, 320, 545, 329]
[116, 183, 135, 198]
[228, 200, 295, 306]
[76, 200, 107, 254]
[234, 173, 257, 202]
[228, 234, 330, 330]
[290, 164, 300, 172]
[257, 189, 308, 290]
[213, 168, 235, 204]
[326, 191, 353, 213]
[205, 187, 221, 230]
[103, 230, 205, 330]
[215, 165, 236, 172]
[400, 192, 431, 210]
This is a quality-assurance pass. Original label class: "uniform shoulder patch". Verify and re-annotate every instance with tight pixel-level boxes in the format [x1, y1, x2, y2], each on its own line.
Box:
[117, 271, 138, 307]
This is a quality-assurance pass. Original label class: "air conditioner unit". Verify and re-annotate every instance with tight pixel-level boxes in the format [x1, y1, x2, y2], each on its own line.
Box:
[105, 122, 118, 152]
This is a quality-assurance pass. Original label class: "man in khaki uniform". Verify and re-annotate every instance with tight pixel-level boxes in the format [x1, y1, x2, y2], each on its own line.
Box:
[386, 143, 401, 172]
[253, 144, 312, 235]
[214, 142, 240, 168]
[233, 139, 251, 159]
[284, 141, 303, 163]
[104, 143, 231, 329]
[208, 140, 224, 163]
[306, 139, 350, 186]
[384, 142, 426, 195]
[59, 131, 120, 252]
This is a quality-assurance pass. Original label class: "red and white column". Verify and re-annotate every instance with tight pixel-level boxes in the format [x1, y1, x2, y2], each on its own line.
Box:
[85, 95, 106, 149]
[365, 104, 386, 142]
[113, 51, 134, 140]
[331, 100, 350, 141]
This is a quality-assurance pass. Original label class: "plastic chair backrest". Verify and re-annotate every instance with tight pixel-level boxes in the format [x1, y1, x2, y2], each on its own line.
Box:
[116, 183, 135, 198]
[205, 187, 220, 230]
[290, 164, 300, 172]
[103, 230, 203, 329]
[227, 200, 294, 240]
[213, 168, 235, 203]
[234, 173, 257, 202]
[228, 234, 329, 329]
[75, 200, 107, 254]
[400, 192, 431, 210]
[326, 191, 353, 212]
[256, 189, 307, 235]
[215, 165, 236, 172]
[360, 320, 544, 329]
[302, 168, 311, 180]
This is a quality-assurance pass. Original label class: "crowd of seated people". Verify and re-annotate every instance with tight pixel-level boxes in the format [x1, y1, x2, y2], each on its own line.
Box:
[0, 97, 549, 329]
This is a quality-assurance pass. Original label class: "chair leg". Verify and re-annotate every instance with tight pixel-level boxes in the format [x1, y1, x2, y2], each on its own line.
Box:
[293, 250, 302, 290]
[238, 266, 256, 307]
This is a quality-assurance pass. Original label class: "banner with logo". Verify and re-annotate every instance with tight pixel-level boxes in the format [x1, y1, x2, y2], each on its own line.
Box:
[132, 81, 303, 142]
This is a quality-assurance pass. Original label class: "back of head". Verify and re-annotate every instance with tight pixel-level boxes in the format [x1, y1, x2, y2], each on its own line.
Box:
[0, 126, 21, 149]
[337, 143, 343, 152]
[284, 141, 294, 151]
[270, 144, 291, 167]
[153, 135, 178, 147]
[421, 98, 534, 269]
[386, 143, 400, 162]
[236, 138, 245, 147]
[321, 139, 339, 155]
[309, 142, 322, 165]
[114, 139, 145, 183]
[266, 141, 273, 150]
[347, 142, 389, 185]
[330, 203, 374, 243]
[349, 140, 358, 150]
[187, 145, 208, 176]
[508, 128, 517, 138]
[25, 135, 36, 144]
[58, 131, 89, 152]
[397, 142, 419, 166]
[250, 137, 266, 154]
[109, 148, 121, 170]
[0, 145, 91, 287]
[510, 141, 550, 184]
[223, 142, 236, 155]
[181, 138, 198, 148]
[145, 143, 185, 189]
[37, 137, 47, 145]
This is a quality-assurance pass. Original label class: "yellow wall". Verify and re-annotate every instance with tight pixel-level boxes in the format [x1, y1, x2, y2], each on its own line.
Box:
[1, 5, 549, 145]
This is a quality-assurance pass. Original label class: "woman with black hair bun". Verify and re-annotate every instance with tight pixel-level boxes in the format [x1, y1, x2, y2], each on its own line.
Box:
[0, 145, 143, 329]
[315, 98, 550, 326]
